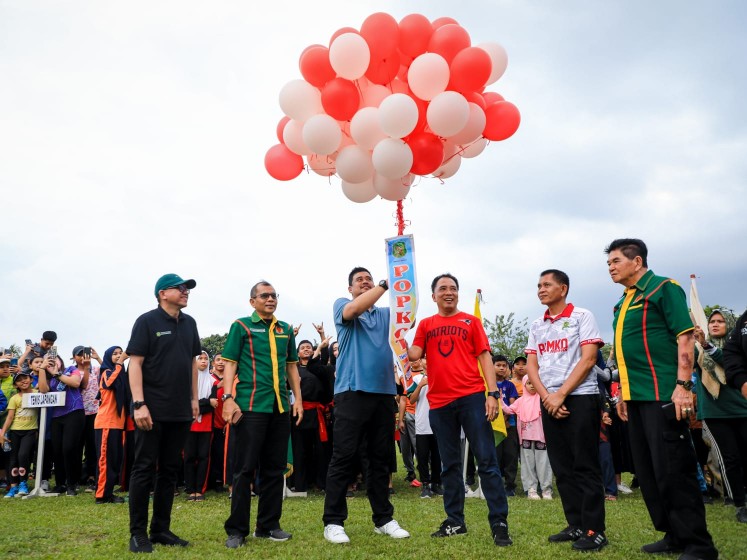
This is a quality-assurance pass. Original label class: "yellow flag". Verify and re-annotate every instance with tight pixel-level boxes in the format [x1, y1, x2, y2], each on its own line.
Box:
[475, 289, 507, 443]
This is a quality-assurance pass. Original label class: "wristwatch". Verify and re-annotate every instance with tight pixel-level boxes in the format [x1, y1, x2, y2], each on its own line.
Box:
[379, 279, 389, 290]
[222, 394, 234, 402]
[487, 390, 501, 400]
[132, 400, 146, 410]
[676, 379, 694, 391]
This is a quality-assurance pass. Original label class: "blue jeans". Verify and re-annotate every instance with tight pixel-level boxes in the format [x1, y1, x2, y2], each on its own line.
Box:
[429, 392, 509, 528]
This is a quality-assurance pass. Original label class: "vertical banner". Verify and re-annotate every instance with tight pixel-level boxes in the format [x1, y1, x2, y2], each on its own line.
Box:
[385, 235, 418, 388]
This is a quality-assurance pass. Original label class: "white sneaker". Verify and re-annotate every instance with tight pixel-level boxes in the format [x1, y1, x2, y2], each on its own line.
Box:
[40, 480, 50, 492]
[374, 519, 410, 539]
[527, 489, 541, 500]
[542, 489, 553, 500]
[324, 524, 350, 544]
[617, 482, 633, 494]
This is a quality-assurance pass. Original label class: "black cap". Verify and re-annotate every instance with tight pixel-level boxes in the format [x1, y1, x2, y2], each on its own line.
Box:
[42, 331, 57, 342]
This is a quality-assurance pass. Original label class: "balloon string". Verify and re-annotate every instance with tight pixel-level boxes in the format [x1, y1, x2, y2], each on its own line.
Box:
[396, 200, 405, 235]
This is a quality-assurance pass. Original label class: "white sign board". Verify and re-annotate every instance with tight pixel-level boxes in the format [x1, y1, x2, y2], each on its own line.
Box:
[22, 392, 66, 408]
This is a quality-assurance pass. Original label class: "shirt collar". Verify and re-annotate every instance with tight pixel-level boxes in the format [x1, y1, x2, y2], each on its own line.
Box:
[250, 310, 276, 326]
[543, 303, 575, 323]
[156, 305, 180, 322]
[629, 269, 655, 292]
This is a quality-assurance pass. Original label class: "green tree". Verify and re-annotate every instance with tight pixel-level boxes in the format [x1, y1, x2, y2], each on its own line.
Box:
[201, 333, 228, 358]
[703, 304, 736, 318]
[483, 313, 529, 360]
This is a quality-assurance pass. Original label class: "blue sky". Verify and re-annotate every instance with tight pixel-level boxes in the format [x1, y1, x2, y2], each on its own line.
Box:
[1, 1, 745, 359]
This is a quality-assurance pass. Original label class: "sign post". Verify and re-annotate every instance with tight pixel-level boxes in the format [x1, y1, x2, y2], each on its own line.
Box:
[21, 391, 66, 499]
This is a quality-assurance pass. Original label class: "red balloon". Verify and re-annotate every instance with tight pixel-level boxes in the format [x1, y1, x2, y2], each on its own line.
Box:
[265, 144, 304, 181]
[321, 78, 360, 121]
[360, 12, 399, 60]
[432, 17, 459, 30]
[483, 91, 505, 105]
[483, 101, 521, 141]
[398, 13, 433, 58]
[276, 116, 290, 143]
[366, 51, 400, 85]
[465, 91, 487, 110]
[299, 45, 335, 87]
[408, 132, 445, 175]
[329, 26, 358, 47]
[449, 47, 492, 94]
[428, 24, 471, 64]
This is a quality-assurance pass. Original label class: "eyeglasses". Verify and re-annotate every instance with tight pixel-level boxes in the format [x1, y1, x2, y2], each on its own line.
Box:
[166, 284, 190, 294]
[254, 292, 279, 301]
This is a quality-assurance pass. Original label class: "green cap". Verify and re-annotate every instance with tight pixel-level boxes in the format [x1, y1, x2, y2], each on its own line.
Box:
[154, 273, 196, 297]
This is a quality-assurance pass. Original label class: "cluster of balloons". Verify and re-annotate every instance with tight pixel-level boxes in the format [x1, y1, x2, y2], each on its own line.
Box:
[265, 12, 520, 203]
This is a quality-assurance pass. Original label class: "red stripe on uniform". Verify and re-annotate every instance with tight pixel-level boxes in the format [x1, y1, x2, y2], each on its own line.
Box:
[642, 280, 670, 400]
[96, 428, 109, 498]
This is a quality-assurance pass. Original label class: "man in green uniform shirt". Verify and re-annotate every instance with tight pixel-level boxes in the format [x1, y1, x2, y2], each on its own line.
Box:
[605, 238, 717, 560]
[221, 281, 303, 548]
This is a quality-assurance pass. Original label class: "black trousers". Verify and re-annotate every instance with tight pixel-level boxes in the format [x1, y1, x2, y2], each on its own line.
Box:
[8, 429, 37, 483]
[542, 394, 605, 533]
[184, 431, 211, 494]
[291, 425, 325, 491]
[209, 427, 226, 488]
[495, 424, 519, 491]
[704, 416, 747, 507]
[128, 421, 190, 537]
[82, 413, 97, 483]
[95, 427, 122, 499]
[415, 433, 441, 485]
[224, 409, 290, 537]
[323, 391, 396, 528]
[627, 401, 718, 559]
[51, 409, 85, 488]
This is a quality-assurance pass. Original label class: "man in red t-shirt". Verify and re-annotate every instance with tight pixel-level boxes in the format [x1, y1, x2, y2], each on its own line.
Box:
[408, 273, 512, 547]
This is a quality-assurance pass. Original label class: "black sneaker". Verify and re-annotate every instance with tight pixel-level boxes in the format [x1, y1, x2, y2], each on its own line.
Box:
[431, 519, 468, 538]
[640, 536, 683, 554]
[492, 521, 513, 547]
[253, 528, 292, 542]
[549, 526, 583, 543]
[737, 506, 747, 523]
[150, 530, 189, 547]
[225, 534, 245, 549]
[572, 530, 608, 552]
[129, 534, 153, 553]
[96, 496, 126, 504]
[431, 483, 444, 496]
[420, 484, 433, 499]
[66, 486, 78, 497]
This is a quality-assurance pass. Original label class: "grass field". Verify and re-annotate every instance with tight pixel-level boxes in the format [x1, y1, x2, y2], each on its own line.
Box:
[2, 473, 743, 560]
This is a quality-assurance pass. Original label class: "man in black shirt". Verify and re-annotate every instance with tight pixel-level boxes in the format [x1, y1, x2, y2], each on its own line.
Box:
[126, 273, 201, 553]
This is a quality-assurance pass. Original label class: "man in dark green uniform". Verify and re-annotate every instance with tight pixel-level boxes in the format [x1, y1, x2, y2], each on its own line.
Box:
[605, 239, 718, 560]
[221, 281, 303, 548]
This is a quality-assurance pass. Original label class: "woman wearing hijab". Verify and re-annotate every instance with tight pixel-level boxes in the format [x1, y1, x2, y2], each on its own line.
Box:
[94, 346, 128, 504]
[694, 309, 747, 523]
[184, 350, 214, 501]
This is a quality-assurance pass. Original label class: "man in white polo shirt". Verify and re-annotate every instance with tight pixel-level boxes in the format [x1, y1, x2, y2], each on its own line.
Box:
[525, 269, 607, 552]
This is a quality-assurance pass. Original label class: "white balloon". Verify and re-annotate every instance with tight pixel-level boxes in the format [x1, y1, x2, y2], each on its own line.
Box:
[341, 177, 377, 203]
[460, 137, 488, 158]
[477, 42, 508, 85]
[448, 103, 486, 145]
[282, 119, 312, 155]
[279, 79, 322, 122]
[361, 84, 390, 108]
[335, 145, 374, 184]
[378, 93, 418, 138]
[350, 107, 387, 150]
[302, 114, 342, 155]
[427, 91, 469, 138]
[372, 138, 414, 180]
[434, 153, 461, 179]
[408, 53, 449, 101]
[373, 173, 412, 201]
[329, 33, 370, 80]
[307, 154, 336, 176]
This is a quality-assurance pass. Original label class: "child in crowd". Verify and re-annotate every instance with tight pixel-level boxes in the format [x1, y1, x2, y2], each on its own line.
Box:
[408, 359, 442, 498]
[1, 364, 41, 498]
[502, 377, 553, 500]
[493, 354, 520, 496]
[184, 351, 214, 501]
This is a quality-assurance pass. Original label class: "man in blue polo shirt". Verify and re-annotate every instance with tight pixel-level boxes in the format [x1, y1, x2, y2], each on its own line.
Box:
[322, 267, 409, 544]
